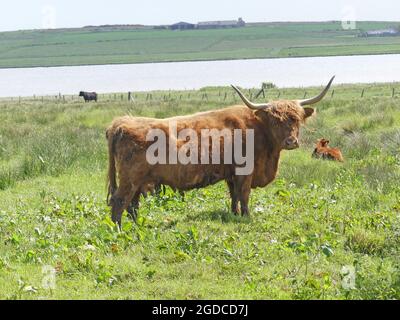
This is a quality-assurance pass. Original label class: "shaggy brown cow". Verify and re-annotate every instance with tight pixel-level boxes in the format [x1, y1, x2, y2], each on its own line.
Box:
[312, 138, 344, 162]
[106, 77, 335, 226]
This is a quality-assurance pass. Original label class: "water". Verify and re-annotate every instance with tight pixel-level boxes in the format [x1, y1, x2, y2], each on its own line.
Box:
[1, 54, 400, 97]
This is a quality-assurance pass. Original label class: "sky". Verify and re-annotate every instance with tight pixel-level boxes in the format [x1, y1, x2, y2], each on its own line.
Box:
[0, 0, 398, 32]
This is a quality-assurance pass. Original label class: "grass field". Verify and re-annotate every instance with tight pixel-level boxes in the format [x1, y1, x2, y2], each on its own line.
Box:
[0, 83, 400, 299]
[1, 21, 400, 68]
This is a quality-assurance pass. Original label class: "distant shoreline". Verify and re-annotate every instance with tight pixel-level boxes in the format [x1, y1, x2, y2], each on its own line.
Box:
[1, 51, 400, 70]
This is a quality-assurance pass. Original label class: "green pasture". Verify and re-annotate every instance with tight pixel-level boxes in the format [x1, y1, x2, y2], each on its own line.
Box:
[0, 82, 399, 299]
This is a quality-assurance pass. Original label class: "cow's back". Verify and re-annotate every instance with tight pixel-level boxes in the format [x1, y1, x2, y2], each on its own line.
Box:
[106, 106, 257, 190]
[107, 106, 254, 142]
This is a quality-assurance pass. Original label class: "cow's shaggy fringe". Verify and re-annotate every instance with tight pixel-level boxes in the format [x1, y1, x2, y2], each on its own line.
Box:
[267, 101, 306, 124]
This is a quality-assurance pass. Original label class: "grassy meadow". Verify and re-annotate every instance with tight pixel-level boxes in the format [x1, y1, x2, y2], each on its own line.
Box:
[1, 21, 400, 68]
[0, 83, 400, 299]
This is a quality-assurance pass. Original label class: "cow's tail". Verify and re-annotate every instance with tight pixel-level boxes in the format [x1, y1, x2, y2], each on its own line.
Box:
[106, 127, 118, 204]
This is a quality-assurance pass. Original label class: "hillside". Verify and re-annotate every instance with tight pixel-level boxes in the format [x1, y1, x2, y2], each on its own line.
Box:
[1, 21, 400, 68]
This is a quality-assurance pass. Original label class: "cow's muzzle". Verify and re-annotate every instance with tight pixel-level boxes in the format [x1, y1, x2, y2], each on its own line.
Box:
[284, 137, 299, 150]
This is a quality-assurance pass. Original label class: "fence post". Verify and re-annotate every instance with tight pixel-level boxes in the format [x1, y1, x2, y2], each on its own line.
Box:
[361, 89, 365, 98]
[303, 92, 307, 99]
[392, 88, 395, 98]
[255, 88, 264, 99]
[331, 89, 335, 98]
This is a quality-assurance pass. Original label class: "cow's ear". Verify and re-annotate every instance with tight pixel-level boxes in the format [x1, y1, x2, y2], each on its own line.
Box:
[303, 107, 315, 119]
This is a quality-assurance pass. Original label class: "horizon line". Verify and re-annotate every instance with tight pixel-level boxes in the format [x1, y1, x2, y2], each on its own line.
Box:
[1, 19, 399, 33]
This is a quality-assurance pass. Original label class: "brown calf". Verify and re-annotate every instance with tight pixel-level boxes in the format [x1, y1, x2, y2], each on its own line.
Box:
[312, 138, 344, 162]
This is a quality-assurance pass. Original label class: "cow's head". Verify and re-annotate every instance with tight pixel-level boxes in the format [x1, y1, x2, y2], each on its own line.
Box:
[231, 77, 334, 151]
[316, 138, 330, 148]
[79, 91, 84, 96]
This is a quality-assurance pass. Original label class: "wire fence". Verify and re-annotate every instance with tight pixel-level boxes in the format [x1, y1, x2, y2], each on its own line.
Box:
[1, 85, 400, 104]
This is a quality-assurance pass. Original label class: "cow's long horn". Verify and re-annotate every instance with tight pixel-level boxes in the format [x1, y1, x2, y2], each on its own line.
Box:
[231, 85, 272, 110]
[298, 76, 335, 106]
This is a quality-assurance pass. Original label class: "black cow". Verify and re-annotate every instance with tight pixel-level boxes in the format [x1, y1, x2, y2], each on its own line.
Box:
[79, 91, 98, 102]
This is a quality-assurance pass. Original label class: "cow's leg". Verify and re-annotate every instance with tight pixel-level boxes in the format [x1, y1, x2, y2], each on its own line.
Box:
[154, 184, 163, 196]
[226, 180, 239, 215]
[127, 190, 141, 222]
[233, 176, 252, 216]
[239, 178, 252, 217]
[110, 181, 138, 228]
[172, 187, 185, 200]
